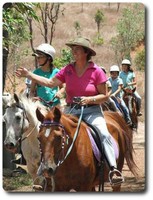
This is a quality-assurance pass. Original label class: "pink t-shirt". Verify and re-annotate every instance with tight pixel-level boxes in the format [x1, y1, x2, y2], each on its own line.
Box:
[55, 62, 107, 103]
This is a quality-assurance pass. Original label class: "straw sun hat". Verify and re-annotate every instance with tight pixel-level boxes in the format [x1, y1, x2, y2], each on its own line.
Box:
[66, 37, 96, 56]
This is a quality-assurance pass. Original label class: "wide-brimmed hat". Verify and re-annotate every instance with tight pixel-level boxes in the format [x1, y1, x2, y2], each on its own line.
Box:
[66, 37, 96, 56]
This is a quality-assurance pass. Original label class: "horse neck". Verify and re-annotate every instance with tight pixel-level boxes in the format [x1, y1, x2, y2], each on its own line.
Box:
[61, 115, 79, 137]
[21, 101, 40, 139]
[61, 114, 88, 144]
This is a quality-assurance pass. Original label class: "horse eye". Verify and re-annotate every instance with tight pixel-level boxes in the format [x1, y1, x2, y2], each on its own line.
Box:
[15, 115, 21, 121]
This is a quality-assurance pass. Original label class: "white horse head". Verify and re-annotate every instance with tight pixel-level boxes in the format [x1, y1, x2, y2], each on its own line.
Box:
[3, 94, 29, 152]
[3, 93, 47, 180]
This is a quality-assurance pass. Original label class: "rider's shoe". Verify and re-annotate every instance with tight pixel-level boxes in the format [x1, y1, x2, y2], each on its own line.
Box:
[109, 168, 124, 186]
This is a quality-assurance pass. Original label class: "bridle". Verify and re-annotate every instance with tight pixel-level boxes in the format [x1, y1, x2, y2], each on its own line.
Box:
[5, 103, 38, 146]
[37, 106, 84, 190]
[39, 120, 69, 167]
[123, 92, 136, 113]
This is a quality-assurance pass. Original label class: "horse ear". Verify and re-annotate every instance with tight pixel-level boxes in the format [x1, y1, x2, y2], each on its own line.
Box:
[132, 87, 136, 93]
[122, 88, 126, 93]
[53, 107, 61, 122]
[14, 93, 19, 104]
[36, 108, 45, 123]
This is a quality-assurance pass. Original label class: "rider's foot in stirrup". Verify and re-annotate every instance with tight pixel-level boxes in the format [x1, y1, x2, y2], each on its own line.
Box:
[109, 168, 124, 186]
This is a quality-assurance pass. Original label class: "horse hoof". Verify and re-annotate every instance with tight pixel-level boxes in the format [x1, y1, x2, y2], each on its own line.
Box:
[32, 184, 43, 191]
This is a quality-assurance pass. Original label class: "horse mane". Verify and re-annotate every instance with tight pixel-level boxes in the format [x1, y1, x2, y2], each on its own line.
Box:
[44, 108, 88, 130]
[18, 95, 48, 124]
[62, 113, 88, 129]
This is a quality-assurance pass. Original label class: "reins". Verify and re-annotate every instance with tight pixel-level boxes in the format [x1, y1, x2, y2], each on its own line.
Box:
[21, 121, 39, 142]
[39, 105, 84, 167]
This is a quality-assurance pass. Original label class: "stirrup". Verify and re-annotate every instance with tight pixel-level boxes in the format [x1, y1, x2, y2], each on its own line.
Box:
[109, 168, 124, 186]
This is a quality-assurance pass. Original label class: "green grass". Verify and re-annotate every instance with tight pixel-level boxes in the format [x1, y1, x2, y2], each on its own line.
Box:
[3, 169, 33, 192]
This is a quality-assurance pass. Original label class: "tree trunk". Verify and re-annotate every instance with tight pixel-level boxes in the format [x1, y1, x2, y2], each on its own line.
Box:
[3, 3, 12, 91]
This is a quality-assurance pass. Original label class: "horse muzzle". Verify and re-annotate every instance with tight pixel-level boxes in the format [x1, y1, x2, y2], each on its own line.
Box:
[37, 161, 57, 177]
[4, 143, 18, 153]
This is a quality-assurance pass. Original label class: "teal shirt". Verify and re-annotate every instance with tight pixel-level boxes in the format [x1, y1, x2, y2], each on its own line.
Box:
[108, 77, 123, 98]
[119, 71, 135, 89]
[33, 67, 60, 106]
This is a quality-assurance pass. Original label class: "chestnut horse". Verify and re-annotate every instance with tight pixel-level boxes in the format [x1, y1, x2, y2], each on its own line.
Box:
[36, 107, 138, 192]
[123, 88, 138, 130]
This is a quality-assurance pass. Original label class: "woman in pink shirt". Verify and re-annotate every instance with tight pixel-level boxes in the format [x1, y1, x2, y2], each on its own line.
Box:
[15, 37, 124, 185]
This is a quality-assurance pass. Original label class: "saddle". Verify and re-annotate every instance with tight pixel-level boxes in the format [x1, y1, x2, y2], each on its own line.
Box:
[83, 120, 119, 163]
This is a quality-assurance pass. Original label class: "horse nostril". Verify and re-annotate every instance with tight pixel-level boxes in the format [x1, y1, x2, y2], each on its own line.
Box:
[48, 167, 55, 175]
[5, 142, 15, 148]
[10, 143, 15, 147]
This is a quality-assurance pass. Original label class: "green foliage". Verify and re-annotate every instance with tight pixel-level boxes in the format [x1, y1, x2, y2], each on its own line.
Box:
[3, 3, 39, 51]
[53, 48, 73, 69]
[111, 4, 145, 62]
[94, 9, 104, 33]
[3, 173, 32, 191]
[93, 33, 104, 46]
[74, 21, 82, 36]
[134, 49, 145, 71]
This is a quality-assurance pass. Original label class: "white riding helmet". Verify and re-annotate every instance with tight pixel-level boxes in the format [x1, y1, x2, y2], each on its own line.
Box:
[35, 43, 56, 60]
[110, 65, 120, 72]
[121, 59, 131, 65]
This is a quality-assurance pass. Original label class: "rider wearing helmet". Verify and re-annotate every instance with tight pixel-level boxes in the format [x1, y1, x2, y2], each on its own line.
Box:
[101, 66, 119, 112]
[108, 65, 132, 125]
[120, 59, 142, 116]
[30, 43, 65, 107]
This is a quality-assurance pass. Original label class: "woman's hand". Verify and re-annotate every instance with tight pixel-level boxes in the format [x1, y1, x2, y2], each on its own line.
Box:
[55, 92, 63, 99]
[80, 96, 91, 105]
[15, 67, 30, 78]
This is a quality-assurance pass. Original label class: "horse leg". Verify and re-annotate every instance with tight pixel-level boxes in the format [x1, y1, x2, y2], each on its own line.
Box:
[112, 184, 121, 192]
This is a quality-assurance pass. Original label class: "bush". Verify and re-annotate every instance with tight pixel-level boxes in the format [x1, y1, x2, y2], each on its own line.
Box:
[54, 48, 73, 69]
[134, 49, 145, 71]
[111, 4, 145, 61]
[93, 33, 104, 46]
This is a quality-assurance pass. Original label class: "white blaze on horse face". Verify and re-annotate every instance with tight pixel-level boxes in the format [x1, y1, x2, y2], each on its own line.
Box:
[45, 128, 51, 137]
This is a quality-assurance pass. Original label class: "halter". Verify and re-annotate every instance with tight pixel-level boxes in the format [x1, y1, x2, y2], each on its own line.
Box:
[6, 103, 38, 145]
[39, 106, 84, 167]
[39, 120, 69, 166]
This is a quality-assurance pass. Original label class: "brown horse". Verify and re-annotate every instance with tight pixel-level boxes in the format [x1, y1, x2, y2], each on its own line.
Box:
[36, 107, 138, 192]
[123, 87, 138, 130]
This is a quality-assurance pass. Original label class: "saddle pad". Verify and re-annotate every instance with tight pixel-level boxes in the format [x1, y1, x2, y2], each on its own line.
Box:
[87, 128, 119, 162]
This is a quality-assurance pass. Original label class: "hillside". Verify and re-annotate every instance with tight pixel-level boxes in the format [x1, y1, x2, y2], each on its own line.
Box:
[4, 2, 145, 117]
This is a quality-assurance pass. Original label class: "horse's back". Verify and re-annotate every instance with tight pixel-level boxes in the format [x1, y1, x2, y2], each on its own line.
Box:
[104, 111, 138, 176]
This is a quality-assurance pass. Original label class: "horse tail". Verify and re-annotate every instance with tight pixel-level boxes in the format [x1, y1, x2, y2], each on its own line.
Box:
[122, 130, 139, 177]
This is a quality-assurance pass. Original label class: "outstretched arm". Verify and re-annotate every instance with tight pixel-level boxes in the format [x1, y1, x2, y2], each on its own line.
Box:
[15, 67, 62, 88]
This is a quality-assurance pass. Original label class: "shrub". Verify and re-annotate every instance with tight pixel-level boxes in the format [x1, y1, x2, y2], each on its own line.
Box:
[134, 49, 145, 71]
[53, 48, 73, 69]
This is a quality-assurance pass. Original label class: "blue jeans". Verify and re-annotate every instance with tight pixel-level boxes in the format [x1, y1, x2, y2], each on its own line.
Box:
[134, 91, 142, 113]
[120, 99, 131, 122]
[64, 105, 117, 168]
